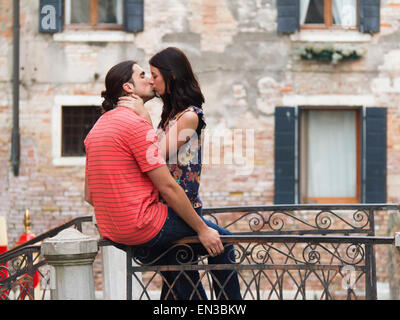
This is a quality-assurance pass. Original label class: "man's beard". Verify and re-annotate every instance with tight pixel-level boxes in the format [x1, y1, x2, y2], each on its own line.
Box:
[144, 90, 157, 101]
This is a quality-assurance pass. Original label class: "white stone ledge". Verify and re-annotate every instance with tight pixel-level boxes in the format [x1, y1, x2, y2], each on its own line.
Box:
[290, 30, 372, 43]
[282, 94, 377, 107]
[52, 157, 86, 167]
[53, 31, 134, 43]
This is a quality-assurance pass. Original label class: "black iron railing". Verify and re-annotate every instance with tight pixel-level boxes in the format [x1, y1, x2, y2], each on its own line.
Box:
[1, 204, 398, 300]
[0, 216, 93, 300]
[100, 204, 398, 300]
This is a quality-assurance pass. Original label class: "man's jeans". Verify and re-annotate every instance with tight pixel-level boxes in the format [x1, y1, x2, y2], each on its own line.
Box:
[135, 207, 242, 300]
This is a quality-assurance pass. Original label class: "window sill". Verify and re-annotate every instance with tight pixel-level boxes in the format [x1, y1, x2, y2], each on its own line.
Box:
[290, 30, 372, 43]
[52, 157, 86, 167]
[53, 30, 134, 43]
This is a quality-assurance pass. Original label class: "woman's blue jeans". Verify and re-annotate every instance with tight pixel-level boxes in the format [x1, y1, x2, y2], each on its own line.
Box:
[134, 207, 242, 300]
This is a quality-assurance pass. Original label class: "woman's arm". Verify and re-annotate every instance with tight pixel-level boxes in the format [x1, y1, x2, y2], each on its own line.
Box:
[117, 95, 199, 160]
[159, 110, 199, 161]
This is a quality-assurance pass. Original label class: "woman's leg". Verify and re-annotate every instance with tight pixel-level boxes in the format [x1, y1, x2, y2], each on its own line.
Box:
[166, 206, 208, 300]
[155, 207, 242, 300]
[155, 207, 207, 300]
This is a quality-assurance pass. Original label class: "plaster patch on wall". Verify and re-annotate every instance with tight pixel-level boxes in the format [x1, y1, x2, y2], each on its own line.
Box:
[379, 49, 400, 73]
[258, 76, 278, 95]
[189, 0, 237, 52]
[371, 77, 400, 93]
[136, 0, 189, 56]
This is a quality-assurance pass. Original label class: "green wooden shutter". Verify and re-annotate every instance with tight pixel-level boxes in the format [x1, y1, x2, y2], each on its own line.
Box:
[124, 0, 144, 33]
[277, 0, 300, 34]
[359, 0, 380, 33]
[364, 107, 387, 203]
[39, 0, 63, 33]
[274, 107, 297, 204]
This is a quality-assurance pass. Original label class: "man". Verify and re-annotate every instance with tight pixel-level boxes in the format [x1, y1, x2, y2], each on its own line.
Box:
[84, 60, 241, 300]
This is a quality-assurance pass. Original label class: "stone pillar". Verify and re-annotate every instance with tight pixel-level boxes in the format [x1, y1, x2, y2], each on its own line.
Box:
[41, 228, 98, 300]
[102, 245, 143, 300]
[392, 233, 400, 299]
[389, 209, 400, 300]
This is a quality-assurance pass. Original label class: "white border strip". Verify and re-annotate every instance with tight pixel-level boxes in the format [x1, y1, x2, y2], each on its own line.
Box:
[282, 94, 377, 107]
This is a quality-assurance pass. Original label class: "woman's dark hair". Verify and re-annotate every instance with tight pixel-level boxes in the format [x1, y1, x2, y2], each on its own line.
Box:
[149, 47, 205, 128]
[101, 60, 136, 113]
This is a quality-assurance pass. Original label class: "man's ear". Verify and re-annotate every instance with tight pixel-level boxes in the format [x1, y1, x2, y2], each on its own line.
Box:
[122, 82, 134, 94]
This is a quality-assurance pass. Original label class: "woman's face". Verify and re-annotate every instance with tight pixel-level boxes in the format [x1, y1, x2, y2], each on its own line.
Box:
[150, 65, 166, 97]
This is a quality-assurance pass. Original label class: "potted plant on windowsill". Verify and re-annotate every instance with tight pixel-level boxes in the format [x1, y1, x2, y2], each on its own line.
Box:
[294, 44, 366, 65]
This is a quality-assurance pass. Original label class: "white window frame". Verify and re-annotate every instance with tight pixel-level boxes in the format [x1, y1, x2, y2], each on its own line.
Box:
[52, 95, 102, 166]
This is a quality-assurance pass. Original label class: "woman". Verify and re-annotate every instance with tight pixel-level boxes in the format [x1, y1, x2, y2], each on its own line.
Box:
[118, 47, 240, 300]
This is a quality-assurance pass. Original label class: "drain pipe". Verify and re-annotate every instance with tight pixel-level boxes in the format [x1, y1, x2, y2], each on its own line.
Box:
[11, 0, 20, 176]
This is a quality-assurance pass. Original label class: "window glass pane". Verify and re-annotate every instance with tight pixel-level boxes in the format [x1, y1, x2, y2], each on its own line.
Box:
[70, 0, 91, 24]
[332, 0, 357, 27]
[62, 106, 102, 157]
[98, 0, 123, 24]
[302, 0, 324, 24]
[302, 110, 357, 198]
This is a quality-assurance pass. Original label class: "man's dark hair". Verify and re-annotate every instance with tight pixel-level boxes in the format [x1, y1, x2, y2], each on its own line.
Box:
[101, 60, 137, 113]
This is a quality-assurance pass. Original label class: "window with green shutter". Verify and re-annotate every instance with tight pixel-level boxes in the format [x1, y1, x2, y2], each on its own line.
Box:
[276, 0, 380, 34]
[274, 106, 387, 204]
[65, 0, 124, 30]
[39, 0, 144, 33]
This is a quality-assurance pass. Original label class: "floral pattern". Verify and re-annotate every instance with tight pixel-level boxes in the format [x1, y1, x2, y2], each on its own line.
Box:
[158, 106, 205, 208]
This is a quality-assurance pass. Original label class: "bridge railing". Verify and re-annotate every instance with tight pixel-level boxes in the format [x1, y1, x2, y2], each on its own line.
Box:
[1, 204, 399, 300]
[107, 204, 399, 300]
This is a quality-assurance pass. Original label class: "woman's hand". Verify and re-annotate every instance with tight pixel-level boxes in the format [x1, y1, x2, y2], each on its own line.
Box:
[118, 94, 152, 124]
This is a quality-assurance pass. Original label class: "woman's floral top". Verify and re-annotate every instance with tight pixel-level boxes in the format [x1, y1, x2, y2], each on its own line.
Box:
[157, 106, 205, 208]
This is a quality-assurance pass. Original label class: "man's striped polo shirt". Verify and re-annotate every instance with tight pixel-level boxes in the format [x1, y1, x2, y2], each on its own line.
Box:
[84, 106, 168, 245]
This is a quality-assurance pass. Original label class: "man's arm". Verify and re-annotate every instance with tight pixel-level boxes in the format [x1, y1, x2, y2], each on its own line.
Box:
[147, 165, 224, 257]
[84, 174, 93, 206]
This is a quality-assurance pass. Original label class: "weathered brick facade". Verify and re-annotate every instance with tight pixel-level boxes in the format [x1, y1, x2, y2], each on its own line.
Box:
[0, 0, 399, 296]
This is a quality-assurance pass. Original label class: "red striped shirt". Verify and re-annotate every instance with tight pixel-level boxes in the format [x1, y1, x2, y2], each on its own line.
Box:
[84, 107, 168, 245]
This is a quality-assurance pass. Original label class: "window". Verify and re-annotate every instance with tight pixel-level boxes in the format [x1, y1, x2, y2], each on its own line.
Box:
[300, 0, 358, 29]
[39, 0, 144, 34]
[276, 0, 380, 34]
[274, 105, 387, 205]
[299, 109, 361, 204]
[62, 106, 102, 157]
[52, 96, 103, 166]
[65, 0, 123, 29]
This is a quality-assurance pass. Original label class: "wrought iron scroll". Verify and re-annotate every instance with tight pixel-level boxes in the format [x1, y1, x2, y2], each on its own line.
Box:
[203, 206, 373, 235]
[127, 234, 394, 300]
